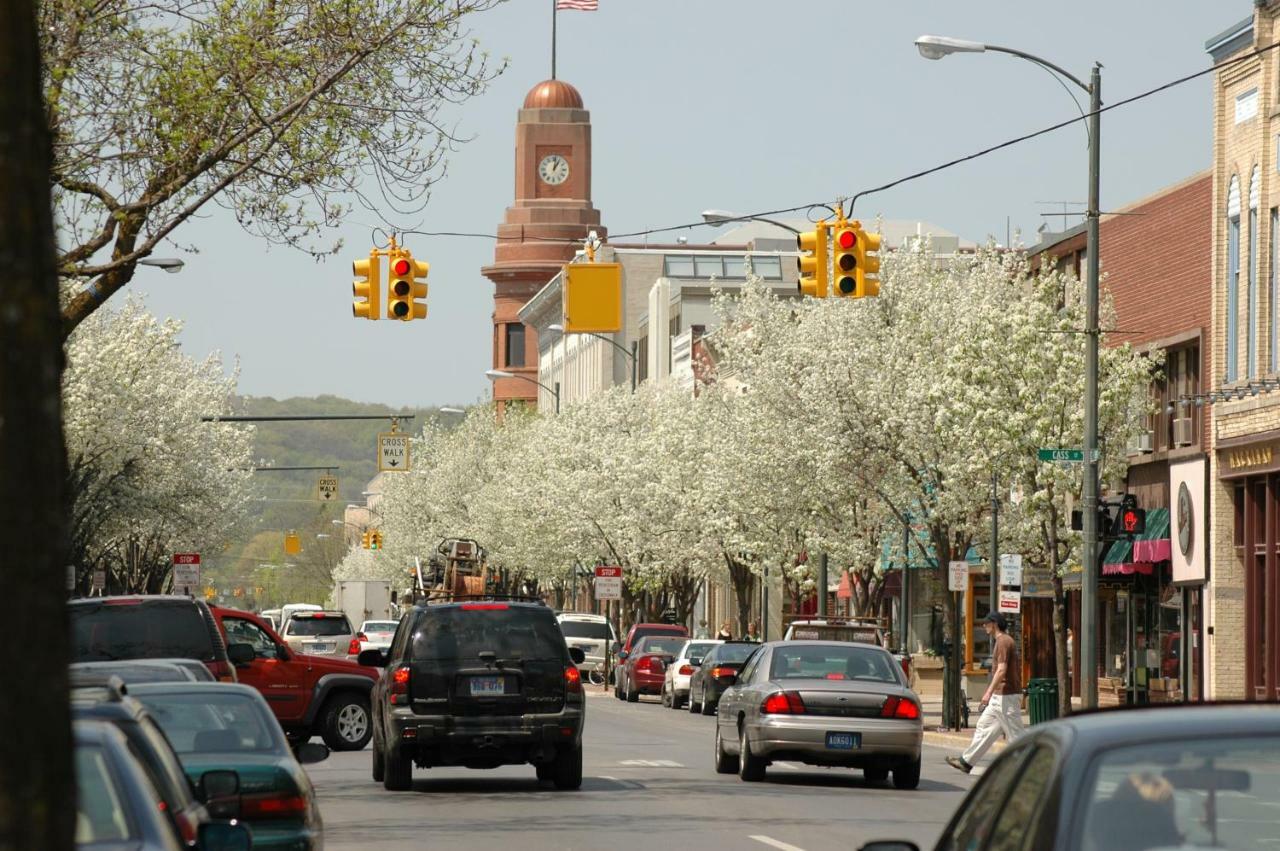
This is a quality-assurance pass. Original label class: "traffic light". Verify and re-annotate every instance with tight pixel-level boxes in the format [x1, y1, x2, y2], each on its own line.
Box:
[352, 251, 381, 320]
[1115, 494, 1147, 536]
[832, 225, 859, 297]
[853, 223, 882, 298]
[361, 530, 371, 549]
[796, 222, 829, 298]
[387, 250, 428, 321]
[284, 531, 301, 555]
[370, 530, 383, 550]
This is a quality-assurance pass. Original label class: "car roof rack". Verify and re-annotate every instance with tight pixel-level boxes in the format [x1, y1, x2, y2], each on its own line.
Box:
[415, 593, 545, 606]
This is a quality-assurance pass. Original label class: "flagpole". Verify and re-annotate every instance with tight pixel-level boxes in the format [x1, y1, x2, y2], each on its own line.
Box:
[551, 0, 557, 79]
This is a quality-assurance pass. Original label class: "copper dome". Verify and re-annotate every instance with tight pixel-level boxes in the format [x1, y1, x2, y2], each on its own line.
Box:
[522, 79, 584, 109]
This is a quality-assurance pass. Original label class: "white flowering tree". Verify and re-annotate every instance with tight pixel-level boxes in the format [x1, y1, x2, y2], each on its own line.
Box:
[63, 298, 255, 592]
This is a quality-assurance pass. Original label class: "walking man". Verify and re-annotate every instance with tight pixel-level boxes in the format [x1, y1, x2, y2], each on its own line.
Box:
[946, 612, 1025, 773]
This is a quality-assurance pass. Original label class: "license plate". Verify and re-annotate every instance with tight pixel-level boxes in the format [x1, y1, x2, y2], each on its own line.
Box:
[309, 643, 334, 653]
[826, 732, 860, 750]
[469, 675, 505, 697]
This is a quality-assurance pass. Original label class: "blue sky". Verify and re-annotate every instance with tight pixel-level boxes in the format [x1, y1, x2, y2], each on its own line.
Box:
[130, 0, 1241, 408]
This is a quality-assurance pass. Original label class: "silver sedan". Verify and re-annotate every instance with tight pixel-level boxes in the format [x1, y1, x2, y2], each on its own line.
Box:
[714, 640, 923, 788]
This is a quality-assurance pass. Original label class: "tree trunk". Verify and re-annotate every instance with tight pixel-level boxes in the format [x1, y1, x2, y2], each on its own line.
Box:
[0, 0, 73, 844]
[725, 555, 754, 637]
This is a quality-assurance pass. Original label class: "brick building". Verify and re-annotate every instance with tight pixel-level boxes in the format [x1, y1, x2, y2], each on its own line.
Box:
[1030, 170, 1212, 703]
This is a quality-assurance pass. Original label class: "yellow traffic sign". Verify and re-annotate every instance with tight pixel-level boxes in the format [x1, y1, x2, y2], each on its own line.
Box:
[317, 474, 339, 501]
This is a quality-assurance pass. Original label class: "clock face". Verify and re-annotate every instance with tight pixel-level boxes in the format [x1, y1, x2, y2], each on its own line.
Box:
[538, 154, 569, 186]
[1177, 481, 1194, 557]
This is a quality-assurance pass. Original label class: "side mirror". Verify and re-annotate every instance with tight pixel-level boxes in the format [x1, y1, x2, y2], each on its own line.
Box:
[227, 643, 254, 666]
[568, 647, 586, 665]
[857, 844, 920, 851]
[198, 821, 253, 851]
[294, 742, 330, 765]
[357, 648, 387, 667]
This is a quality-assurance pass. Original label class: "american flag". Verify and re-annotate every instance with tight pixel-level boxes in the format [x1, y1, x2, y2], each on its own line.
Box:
[556, 0, 598, 9]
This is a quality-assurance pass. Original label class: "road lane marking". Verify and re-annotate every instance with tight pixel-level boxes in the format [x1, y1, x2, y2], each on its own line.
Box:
[772, 761, 800, 770]
[750, 836, 807, 851]
[618, 759, 683, 767]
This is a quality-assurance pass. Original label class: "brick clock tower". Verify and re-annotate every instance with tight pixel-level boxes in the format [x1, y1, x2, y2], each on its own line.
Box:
[482, 78, 605, 413]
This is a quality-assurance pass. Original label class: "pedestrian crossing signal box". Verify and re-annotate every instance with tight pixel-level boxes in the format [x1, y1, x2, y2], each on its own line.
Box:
[562, 262, 622, 333]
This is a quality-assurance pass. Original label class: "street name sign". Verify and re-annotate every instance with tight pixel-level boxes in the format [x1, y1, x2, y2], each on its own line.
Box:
[999, 554, 1023, 587]
[948, 560, 968, 592]
[1037, 448, 1100, 463]
[594, 565, 623, 600]
[998, 589, 1022, 615]
[172, 553, 201, 593]
[317, 474, 339, 501]
[378, 432, 411, 472]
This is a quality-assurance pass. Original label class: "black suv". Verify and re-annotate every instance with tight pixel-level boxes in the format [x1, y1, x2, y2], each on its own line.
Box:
[362, 598, 587, 791]
[69, 595, 249, 683]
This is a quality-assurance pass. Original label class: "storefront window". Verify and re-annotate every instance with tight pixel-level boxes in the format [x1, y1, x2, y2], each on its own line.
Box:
[1105, 589, 1129, 681]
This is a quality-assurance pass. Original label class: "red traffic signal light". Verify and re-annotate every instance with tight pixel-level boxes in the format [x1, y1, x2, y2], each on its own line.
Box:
[1121, 508, 1146, 535]
[833, 226, 858, 296]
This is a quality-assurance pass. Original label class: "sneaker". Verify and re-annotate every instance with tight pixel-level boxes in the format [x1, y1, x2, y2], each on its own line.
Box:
[946, 756, 973, 774]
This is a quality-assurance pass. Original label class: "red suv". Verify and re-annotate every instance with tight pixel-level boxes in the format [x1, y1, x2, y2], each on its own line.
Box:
[613, 623, 689, 701]
[211, 606, 379, 751]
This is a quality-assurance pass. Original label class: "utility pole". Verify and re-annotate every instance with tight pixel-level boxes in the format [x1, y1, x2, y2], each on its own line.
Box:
[817, 552, 828, 617]
[1080, 63, 1103, 710]
[991, 470, 999, 617]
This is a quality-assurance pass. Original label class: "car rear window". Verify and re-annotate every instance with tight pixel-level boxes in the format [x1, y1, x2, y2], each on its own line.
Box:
[362, 621, 398, 633]
[412, 607, 565, 662]
[770, 644, 898, 682]
[286, 614, 352, 636]
[71, 601, 214, 662]
[634, 636, 686, 656]
[136, 691, 283, 755]
[789, 624, 882, 645]
[714, 643, 759, 663]
[75, 746, 137, 842]
[559, 620, 611, 640]
[631, 626, 686, 646]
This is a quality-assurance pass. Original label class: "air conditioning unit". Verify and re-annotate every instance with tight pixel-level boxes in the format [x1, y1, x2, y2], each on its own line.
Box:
[1172, 417, 1194, 447]
[1128, 431, 1155, 455]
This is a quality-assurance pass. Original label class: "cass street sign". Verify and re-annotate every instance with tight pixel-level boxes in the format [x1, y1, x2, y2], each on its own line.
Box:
[1037, 448, 1100, 463]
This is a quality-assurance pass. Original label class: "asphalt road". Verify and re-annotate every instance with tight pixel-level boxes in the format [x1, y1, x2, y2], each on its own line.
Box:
[308, 690, 978, 851]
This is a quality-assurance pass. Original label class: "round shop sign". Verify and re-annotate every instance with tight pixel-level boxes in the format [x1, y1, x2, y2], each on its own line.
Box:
[1177, 481, 1194, 557]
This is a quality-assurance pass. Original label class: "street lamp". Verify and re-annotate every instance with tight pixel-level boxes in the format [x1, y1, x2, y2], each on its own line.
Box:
[486, 368, 560, 414]
[917, 33, 1102, 710]
[547, 323, 637, 393]
[701, 209, 801, 235]
[138, 257, 185, 274]
[440, 407, 465, 415]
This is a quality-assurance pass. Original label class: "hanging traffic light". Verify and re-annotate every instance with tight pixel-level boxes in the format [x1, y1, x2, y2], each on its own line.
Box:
[796, 222, 829, 298]
[352, 251, 381, 320]
[387, 250, 428, 321]
[370, 530, 383, 550]
[361, 530, 371, 550]
[853, 223, 882, 298]
[833, 225, 859, 297]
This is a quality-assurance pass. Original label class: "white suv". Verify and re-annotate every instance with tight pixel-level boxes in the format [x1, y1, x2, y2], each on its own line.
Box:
[557, 612, 617, 673]
[279, 610, 356, 659]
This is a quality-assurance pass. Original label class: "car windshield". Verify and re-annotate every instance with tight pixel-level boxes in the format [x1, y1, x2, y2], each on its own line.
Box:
[411, 607, 566, 662]
[683, 641, 719, 659]
[1080, 735, 1280, 851]
[635, 637, 685, 655]
[769, 644, 899, 682]
[76, 745, 137, 842]
[558, 620, 611, 640]
[285, 615, 351, 637]
[362, 621, 397, 633]
[71, 601, 213, 662]
[713, 643, 759, 663]
[135, 691, 284, 755]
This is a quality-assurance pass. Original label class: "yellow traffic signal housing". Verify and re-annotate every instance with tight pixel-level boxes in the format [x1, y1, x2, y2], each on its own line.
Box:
[563, 262, 623, 333]
[832, 225, 859, 297]
[387, 250, 428, 321]
[370, 530, 383, 550]
[361, 530, 371, 549]
[796, 223, 829, 298]
[854, 225, 882, 298]
[284, 531, 301, 555]
[352, 252, 381, 320]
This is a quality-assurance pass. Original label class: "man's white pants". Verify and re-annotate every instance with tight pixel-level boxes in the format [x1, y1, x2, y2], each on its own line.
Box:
[962, 693, 1026, 765]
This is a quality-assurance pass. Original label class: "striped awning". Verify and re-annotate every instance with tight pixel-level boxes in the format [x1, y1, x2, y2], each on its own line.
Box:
[1102, 507, 1170, 575]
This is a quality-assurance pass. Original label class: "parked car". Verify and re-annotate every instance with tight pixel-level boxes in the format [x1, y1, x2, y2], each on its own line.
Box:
[784, 617, 915, 687]
[129, 682, 328, 851]
[662, 640, 723, 709]
[347, 619, 399, 661]
[363, 598, 588, 791]
[278, 610, 356, 660]
[556, 612, 617, 673]
[688, 641, 760, 715]
[617, 635, 688, 703]
[858, 703, 1280, 851]
[212, 606, 378, 751]
[71, 679, 212, 848]
[74, 719, 252, 850]
[613, 623, 689, 699]
[72, 659, 210, 685]
[714, 640, 923, 789]
[70, 596, 241, 683]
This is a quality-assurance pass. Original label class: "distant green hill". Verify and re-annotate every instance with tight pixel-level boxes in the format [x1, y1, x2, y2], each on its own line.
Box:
[205, 394, 456, 604]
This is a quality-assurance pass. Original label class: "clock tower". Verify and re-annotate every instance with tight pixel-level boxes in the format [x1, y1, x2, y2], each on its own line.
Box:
[482, 78, 605, 413]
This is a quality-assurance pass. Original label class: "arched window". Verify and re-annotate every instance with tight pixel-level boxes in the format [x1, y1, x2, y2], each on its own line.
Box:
[1228, 174, 1241, 383]
[1249, 166, 1260, 378]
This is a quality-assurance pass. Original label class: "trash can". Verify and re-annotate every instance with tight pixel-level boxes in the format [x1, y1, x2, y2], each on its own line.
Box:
[1026, 677, 1059, 725]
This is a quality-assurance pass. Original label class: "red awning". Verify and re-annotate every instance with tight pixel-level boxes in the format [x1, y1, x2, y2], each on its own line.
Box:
[1132, 539, 1170, 562]
[1101, 561, 1155, 576]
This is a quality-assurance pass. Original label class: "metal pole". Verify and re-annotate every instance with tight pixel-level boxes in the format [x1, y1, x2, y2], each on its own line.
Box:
[630, 341, 638, 392]
[554, 381, 561, 415]
[817, 552, 828, 617]
[991, 470, 999, 617]
[1081, 64, 1102, 710]
[950, 589, 962, 730]
[550, 0, 557, 80]
[901, 523, 911, 652]
[762, 565, 769, 641]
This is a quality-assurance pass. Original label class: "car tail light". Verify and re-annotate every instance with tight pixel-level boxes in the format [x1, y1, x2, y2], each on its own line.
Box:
[761, 691, 806, 715]
[824, 673, 847, 680]
[564, 665, 582, 694]
[390, 665, 410, 705]
[460, 603, 509, 610]
[710, 666, 736, 680]
[347, 638, 362, 655]
[207, 660, 237, 683]
[881, 696, 920, 720]
[240, 792, 308, 819]
[679, 664, 694, 676]
[636, 656, 652, 673]
[173, 809, 197, 844]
